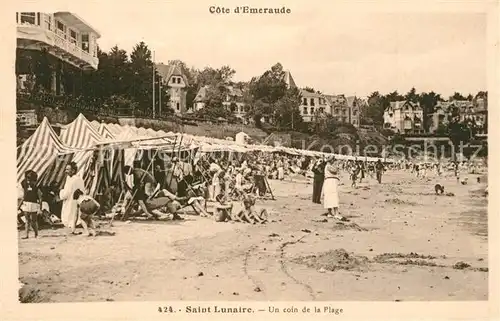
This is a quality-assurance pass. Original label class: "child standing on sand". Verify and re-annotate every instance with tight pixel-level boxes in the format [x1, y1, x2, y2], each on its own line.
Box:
[20, 170, 43, 239]
[73, 189, 100, 236]
[350, 164, 359, 188]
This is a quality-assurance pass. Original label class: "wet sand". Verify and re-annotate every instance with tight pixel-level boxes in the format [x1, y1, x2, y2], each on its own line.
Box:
[18, 170, 488, 302]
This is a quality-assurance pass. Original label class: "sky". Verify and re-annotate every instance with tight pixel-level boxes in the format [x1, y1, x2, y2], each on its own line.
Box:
[53, 1, 490, 98]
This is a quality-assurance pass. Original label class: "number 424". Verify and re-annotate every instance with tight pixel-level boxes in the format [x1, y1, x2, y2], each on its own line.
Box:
[158, 306, 174, 313]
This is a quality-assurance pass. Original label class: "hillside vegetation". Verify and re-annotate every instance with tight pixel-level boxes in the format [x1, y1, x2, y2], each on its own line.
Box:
[19, 96, 390, 155]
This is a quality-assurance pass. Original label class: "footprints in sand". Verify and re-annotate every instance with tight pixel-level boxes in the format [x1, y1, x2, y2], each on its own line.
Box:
[242, 232, 317, 300]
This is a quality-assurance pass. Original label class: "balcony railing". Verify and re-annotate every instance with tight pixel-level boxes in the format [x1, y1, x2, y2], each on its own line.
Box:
[17, 21, 98, 69]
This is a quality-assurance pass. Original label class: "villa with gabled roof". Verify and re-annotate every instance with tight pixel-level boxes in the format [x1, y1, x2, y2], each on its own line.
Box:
[156, 62, 189, 115]
[383, 100, 423, 134]
[193, 84, 248, 121]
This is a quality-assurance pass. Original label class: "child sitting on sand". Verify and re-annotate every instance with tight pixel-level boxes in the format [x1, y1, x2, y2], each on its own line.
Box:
[73, 189, 100, 236]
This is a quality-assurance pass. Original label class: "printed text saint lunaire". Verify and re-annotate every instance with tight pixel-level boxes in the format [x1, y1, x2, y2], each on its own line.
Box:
[185, 305, 253, 313]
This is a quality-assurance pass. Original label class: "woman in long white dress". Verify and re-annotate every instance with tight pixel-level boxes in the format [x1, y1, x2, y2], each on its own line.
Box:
[277, 159, 284, 180]
[59, 162, 85, 235]
[322, 157, 340, 218]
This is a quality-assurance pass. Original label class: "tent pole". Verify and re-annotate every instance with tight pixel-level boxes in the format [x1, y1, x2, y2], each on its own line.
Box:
[167, 134, 183, 189]
[120, 147, 161, 221]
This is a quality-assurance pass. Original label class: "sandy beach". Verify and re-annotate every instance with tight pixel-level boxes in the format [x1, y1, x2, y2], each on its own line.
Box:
[18, 169, 488, 302]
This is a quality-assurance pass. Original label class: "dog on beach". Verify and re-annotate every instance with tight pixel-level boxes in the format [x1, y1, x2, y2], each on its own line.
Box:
[434, 184, 445, 195]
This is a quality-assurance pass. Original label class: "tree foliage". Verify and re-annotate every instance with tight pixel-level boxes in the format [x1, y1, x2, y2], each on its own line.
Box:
[273, 87, 303, 130]
[77, 42, 173, 116]
[190, 65, 236, 119]
[362, 91, 386, 125]
[448, 120, 472, 148]
[404, 87, 419, 102]
[419, 91, 442, 131]
[450, 92, 467, 101]
[244, 62, 302, 130]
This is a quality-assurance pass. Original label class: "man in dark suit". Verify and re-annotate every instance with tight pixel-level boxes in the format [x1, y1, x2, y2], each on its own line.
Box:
[312, 158, 326, 204]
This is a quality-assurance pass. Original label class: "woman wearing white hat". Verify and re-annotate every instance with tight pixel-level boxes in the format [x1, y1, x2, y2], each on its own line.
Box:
[322, 156, 341, 218]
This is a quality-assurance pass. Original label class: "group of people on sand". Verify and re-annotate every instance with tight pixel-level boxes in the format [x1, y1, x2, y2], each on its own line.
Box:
[101, 153, 283, 222]
[18, 151, 381, 238]
[18, 151, 284, 238]
[310, 157, 387, 219]
[387, 159, 485, 182]
[307, 156, 487, 221]
[18, 162, 101, 238]
[18, 147, 486, 239]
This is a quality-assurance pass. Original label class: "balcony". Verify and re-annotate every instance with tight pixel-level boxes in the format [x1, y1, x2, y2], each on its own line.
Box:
[17, 16, 98, 70]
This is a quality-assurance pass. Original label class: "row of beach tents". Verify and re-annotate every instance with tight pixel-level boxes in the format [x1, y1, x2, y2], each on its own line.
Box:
[17, 114, 395, 194]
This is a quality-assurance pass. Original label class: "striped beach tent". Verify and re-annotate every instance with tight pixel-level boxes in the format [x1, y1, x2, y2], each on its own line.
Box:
[65, 114, 107, 190]
[113, 127, 140, 168]
[95, 122, 123, 190]
[146, 128, 157, 137]
[90, 120, 100, 131]
[41, 114, 104, 189]
[103, 123, 119, 136]
[136, 127, 148, 137]
[97, 122, 116, 140]
[17, 117, 76, 186]
[60, 114, 103, 147]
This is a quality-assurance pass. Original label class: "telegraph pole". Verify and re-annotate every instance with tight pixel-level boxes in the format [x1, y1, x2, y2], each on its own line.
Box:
[159, 77, 162, 117]
[152, 50, 156, 118]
